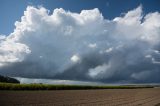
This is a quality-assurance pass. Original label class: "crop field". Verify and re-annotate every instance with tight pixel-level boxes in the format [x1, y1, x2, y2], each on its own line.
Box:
[0, 83, 153, 90]
[0, 88, 160, 106]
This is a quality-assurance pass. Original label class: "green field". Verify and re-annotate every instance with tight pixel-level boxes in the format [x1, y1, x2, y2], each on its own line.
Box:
[0, 83, 154, 90]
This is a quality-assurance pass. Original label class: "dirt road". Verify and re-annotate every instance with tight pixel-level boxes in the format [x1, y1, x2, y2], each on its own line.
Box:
[0, 88, 160, 106]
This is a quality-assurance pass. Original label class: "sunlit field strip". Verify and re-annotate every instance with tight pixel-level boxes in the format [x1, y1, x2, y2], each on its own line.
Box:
[0, 82, 154, 90]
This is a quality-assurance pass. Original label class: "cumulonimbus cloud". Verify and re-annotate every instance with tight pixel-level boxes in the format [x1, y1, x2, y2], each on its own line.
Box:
[0, 5, 160, 83]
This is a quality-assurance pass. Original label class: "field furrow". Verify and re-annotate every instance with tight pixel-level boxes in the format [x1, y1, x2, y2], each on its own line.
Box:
[0, 88, 160, 106]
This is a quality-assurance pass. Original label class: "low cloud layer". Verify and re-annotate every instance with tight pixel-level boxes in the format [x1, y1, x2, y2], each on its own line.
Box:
[0, 5, 160, 83]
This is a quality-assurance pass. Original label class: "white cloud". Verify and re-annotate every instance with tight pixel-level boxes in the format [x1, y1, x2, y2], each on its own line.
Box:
[105, 47, 113, 53]
[0, 38, 30, 66]
[141, 12, 160, 44]
[70, 54, 80, 63]
[0, 35, 6, 40]
[154, 50, 160, 54]
[88, 43, 97, 48]
[114, 6, 142, 25]
[0, 5, 160, 83]
[88, 63, 111, 79]
[152, 58, 160, 64]
[145, 55, 152, 58]
[0, 6, 105, 72]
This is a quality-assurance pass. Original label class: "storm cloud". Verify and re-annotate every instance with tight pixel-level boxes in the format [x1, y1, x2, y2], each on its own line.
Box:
[0, 5, 160, 83]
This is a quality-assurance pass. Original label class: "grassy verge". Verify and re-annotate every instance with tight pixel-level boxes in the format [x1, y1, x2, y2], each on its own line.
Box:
[0, 83, 154, 90]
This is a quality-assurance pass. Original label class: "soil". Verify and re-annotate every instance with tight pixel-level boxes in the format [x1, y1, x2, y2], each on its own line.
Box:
[0, 88, 160, 106]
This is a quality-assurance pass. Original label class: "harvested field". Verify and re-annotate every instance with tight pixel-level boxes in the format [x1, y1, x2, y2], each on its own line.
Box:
[0, 88, 160, 106]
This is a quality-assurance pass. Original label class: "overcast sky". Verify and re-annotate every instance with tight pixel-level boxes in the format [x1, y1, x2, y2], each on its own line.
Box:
[0, 0, 160, 84]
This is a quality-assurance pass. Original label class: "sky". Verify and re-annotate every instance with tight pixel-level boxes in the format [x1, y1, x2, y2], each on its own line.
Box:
[0, 0, 160, 84]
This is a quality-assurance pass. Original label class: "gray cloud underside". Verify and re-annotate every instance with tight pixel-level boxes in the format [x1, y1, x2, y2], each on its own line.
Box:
[0, 5, 160, 83]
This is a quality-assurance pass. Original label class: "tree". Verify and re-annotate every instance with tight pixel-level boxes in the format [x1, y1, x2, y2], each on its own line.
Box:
[0, 75, 20, 83]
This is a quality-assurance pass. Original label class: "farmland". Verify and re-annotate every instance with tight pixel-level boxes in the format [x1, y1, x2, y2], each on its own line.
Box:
[0, 88, 160, 106]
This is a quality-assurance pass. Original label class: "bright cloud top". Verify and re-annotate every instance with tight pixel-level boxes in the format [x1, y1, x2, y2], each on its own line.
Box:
[0, 5, 160, 83]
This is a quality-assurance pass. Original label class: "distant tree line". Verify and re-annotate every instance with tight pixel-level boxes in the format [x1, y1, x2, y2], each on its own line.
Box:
[0, 75, 20, 83]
